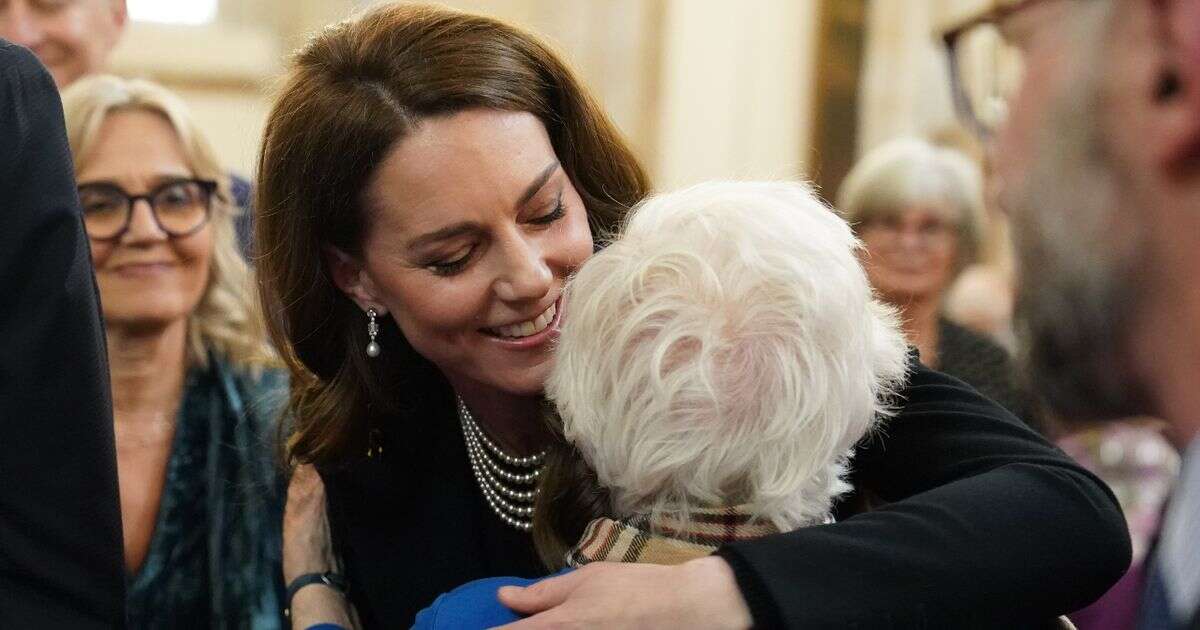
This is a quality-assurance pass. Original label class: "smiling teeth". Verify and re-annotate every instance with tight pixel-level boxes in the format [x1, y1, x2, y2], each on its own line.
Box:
[491, 302, 557, 339]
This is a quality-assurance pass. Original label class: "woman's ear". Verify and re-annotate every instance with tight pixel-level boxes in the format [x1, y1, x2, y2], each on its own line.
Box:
[323, 246, 389, 315]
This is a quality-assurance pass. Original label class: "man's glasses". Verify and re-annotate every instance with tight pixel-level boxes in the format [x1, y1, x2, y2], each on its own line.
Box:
[78, 179, 218, 241]
[942, 0, 1045, 139]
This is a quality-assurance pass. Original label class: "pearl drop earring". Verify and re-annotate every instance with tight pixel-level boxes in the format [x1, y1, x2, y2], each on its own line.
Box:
[365, 308, 381, 358]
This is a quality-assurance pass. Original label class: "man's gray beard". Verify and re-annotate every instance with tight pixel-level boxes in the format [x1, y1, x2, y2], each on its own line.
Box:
[1009, 61, 1151, 422]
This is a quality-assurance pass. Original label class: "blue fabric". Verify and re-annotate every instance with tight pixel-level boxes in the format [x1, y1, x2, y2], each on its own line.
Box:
[1139, 563, 1179, 630]
[412, 570, 574, 630]
[124, 355, 289, 629]
[303, 625, 348, 630]
[229, 171, 255, 258]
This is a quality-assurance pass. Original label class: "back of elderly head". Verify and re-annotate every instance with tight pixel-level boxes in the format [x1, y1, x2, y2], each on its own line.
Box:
[546, 181, 909, 533]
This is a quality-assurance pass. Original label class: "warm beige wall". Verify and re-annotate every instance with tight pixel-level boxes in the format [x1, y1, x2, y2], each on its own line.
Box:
[107, 0, 359, 177]
[652, 0, 819, 188]
[105, 0, 821, 190]
[857, 0, 993, 154]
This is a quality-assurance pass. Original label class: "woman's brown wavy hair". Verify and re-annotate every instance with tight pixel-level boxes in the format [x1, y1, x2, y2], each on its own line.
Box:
[255, 3, 650, 472]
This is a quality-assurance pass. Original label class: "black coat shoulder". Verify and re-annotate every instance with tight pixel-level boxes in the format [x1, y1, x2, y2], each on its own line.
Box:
[0, 40, 127, 629]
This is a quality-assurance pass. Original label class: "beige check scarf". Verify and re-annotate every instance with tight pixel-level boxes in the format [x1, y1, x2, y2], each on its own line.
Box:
[566, 506, 781, 567]
[563, 508, 1079, 630]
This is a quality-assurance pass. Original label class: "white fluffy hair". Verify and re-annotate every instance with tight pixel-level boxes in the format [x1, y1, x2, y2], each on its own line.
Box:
[546, 181, 910, 532]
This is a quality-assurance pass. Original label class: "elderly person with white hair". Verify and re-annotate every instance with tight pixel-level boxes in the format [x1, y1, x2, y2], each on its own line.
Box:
[838, 137, 1032, 425]
[403, 180, 911, 629]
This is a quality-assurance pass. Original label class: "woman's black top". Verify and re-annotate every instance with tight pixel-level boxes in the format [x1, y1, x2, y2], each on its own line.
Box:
[937, 317, 1037, 428]
[323, 353, 1130, 629]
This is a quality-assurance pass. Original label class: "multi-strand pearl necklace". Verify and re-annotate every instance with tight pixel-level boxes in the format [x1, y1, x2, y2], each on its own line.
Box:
[457, 396, 546, 531]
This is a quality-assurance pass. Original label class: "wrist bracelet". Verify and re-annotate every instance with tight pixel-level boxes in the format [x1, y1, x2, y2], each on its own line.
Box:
[284, 571, 347, 617]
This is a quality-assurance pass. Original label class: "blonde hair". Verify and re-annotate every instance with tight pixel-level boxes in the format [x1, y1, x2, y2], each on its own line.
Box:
[61, 75, 274, 369]
[547, 181, 910, 532]
[837, 137, 987, 274]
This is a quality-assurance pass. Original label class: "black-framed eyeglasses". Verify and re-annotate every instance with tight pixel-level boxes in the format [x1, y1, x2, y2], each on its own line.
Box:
[942, 0, 1049, 139]
[77, 178, 218, 241]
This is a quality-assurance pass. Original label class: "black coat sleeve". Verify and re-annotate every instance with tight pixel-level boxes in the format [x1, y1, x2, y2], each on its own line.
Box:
[715, 356, 1131, 629]
[0, 42, 127, 628]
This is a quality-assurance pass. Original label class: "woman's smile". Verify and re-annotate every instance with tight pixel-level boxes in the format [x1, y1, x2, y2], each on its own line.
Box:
[481, 295, 562, 348]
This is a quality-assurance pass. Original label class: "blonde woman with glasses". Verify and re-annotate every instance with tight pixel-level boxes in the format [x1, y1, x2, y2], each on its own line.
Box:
[61, 75, 287, 629]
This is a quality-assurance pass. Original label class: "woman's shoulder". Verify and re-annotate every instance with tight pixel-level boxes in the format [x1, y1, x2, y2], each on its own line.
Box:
[938, 318, 1013, 368]
[203, 355, 290, 431]
[226, 360, 289, 395]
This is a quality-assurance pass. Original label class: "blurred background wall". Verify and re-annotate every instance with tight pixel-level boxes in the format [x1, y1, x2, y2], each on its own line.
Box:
[108, 0, 991, 197]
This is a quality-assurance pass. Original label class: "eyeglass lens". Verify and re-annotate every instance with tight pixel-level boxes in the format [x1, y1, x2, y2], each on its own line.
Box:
[79, 181, 212, 240]
[951, 22, 1026, 136]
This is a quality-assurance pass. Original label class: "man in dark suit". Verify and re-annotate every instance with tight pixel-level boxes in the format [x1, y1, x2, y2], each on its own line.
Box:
[960, 0, 1200, 628]
[0, 40, 126, 627]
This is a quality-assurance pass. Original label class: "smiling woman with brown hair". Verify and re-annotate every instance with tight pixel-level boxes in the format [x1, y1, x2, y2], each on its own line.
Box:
[259, 4, 1128, 629]
[61, 74, 287, 629]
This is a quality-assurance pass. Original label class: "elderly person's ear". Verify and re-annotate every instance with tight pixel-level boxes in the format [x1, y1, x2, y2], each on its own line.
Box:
[324, 246, 389, 316]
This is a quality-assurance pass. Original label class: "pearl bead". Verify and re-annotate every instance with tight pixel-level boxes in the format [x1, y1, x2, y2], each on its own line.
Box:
[365, 341, 381, 357]
[458, 395, 546, 532]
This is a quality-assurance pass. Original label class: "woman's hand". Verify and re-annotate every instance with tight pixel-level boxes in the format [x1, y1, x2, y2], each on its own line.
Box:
[283, 464, 339, 583]
[494, 556, 752, 629]
[284, 464, 354, 629]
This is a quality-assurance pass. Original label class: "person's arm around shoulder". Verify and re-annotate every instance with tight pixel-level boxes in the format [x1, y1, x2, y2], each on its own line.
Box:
[713, 357, 1130, 627]
[495, 356, 1129, 628]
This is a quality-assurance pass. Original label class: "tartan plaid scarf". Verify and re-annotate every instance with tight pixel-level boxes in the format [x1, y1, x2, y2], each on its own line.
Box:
[567, 506, 781, 567]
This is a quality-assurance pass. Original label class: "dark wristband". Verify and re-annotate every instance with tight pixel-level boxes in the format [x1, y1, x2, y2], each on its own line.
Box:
[285, 571, 347, 616]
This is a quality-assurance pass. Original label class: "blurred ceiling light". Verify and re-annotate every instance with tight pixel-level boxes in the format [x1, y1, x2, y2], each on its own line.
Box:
[127, 0, 218, 25]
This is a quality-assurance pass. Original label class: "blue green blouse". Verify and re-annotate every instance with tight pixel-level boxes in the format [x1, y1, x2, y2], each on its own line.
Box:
[124, 354, 288, 629]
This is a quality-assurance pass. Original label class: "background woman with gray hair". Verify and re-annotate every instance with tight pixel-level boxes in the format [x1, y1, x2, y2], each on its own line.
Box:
[838, 137, 1031, 424]
[60, 74, 287, 628]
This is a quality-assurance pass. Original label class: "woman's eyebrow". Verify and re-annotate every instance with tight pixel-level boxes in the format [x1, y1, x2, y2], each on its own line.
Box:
[76, 174, 194, 190]
[405, 222, 479, 251]
[514, 161, 560, 210]
[404, 161, 560, 251]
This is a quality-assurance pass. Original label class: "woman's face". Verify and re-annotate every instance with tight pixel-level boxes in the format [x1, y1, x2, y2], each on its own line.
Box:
[77, 109, 214, 331]
[858, 204, 960, 306]
[345, 109, 594, 398]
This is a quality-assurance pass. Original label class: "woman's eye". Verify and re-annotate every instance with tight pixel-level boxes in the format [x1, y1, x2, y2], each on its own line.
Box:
[921, 222, 947, 236]
[528, 195, 565, 226]
[427, 249, 473, 276]
[82, 198, 122, 214]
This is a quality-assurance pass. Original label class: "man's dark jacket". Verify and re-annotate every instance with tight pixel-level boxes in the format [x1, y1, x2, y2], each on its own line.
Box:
[0, 41, 126, 628]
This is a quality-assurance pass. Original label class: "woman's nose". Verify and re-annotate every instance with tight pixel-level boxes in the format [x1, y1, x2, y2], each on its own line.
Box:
[896, 230, 924, 250]
[493, 235, 552, 303]
[121, 199, 170, 243]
